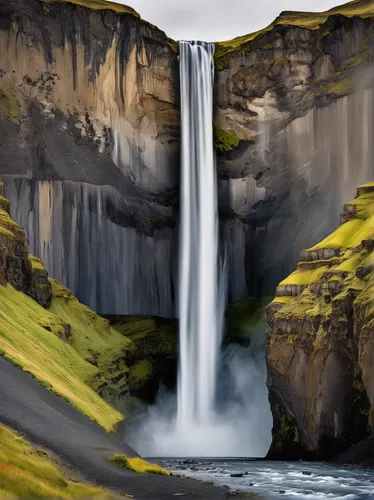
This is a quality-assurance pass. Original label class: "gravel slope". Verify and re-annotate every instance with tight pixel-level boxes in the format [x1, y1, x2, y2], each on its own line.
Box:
[0, 356, 243, 499]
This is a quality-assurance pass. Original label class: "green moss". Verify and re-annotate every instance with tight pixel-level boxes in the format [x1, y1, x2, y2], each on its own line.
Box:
[42, 0, 140, 16]
[332, 49, 371, 77]
[109, 315, 177, 359]
[109, 454, 169, 476]
[0, 88, 20, 121]
[0, 424, 120, 499]
[0, 207, 24, 240]
[29, 254, 44, 271]
[129, 360, 153, 391]
[49, 280, 134, 401]
[280, 267, 328, 287]
[215, 53, 230, 71]
[167, 39, 179, 54]
[264, 43, 273, 49]
[225, 297, 270, 343]
[213, 123, 254, 153]
[326, 78, 351, 96]
[272, 296, 293, 305]
[215, 0, 374, 61]
[273, 57, 290, 66]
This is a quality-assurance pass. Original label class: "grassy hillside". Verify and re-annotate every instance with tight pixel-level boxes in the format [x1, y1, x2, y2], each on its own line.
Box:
[215, 0, 374, 61]
[0, 283, 129, 432]
[0, 424, 122, 499]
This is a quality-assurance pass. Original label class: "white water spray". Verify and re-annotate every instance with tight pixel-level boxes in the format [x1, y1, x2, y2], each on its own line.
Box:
[177, 40, 225, 428]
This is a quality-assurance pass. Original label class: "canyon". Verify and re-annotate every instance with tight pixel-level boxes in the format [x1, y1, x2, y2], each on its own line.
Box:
[1, 0, 374, 466]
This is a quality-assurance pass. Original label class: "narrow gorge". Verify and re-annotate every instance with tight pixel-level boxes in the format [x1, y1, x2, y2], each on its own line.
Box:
[1, 0, 374, 498]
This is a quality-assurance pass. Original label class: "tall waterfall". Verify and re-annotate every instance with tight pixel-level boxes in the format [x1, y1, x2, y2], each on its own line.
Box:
[132, 41, 272, 459]
[177, 41, 225, 427]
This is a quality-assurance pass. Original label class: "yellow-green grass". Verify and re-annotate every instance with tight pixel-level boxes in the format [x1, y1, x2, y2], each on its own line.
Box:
[275, 286, 332, 321]
[49, 280, 133, 386]
[307, 217, 373, 251]
[0, 207, 24, 239]
[0, 283, 124, 433]
[280, 266, 329, 286]
[29, 254, 45, 271]
[272, 183, 374, 317]
[42, 0, 140, 16]
[272, 296, 293, 305]
[129, 360, 153, 391]
[326, 79, 351, 96]
[109, 454, 170, 476]
[333, 252, 363, 273]
[215, 0, 374, 61]
[0, 424, 118, 499]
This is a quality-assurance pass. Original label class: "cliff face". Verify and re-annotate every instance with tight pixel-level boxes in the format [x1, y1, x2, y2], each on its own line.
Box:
[214, 4, 374, 301]
[1, 0, 374, 316]
[0, 0, 179, 316]
[266, 182, 374, 459]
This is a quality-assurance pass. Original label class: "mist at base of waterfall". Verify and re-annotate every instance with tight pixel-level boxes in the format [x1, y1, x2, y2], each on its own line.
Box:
[129, 333, 273, 458]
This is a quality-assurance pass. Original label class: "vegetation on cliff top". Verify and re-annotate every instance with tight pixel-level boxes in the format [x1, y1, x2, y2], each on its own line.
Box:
[0, 424, 119, 499]
[215, 0, 374, 65]
[268, 181, 374, 455]
[270, 182, 374, 324]
[42, 0, 140, 17]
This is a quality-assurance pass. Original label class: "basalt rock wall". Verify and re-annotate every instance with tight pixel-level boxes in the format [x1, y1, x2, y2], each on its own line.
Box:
[0, 0, 179, 315]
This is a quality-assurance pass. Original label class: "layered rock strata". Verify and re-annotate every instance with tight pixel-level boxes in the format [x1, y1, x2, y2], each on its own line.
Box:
[266, 182, 374, 459]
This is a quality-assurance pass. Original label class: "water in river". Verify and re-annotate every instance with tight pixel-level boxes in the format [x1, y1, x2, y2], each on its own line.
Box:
[162, 459, 374, 499]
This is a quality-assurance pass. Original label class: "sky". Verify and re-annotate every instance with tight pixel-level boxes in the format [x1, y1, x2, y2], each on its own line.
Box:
[122, 0, 346, 41]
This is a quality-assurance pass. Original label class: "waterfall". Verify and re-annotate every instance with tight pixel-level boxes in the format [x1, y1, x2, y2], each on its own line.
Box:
[131, 41, 272, 459]
[177, 41, 225, 427]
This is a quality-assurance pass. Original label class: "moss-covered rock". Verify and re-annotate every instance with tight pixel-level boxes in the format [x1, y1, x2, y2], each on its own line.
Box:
[213, 123, 254, 155]
[225, 296, 270, 345]
[42, 0, 140, 17]
[214, 0, 374, 65]
[108, 315, 178, 402]
[267, 182, 374, 459]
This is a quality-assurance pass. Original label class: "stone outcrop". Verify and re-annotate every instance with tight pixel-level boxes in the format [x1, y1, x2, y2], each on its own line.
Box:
[266, 182, 374, 459]
[0, 181, 52, 306]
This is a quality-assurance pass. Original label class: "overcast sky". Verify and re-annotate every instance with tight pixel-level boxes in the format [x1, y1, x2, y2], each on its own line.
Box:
[123, 0, 345, 41]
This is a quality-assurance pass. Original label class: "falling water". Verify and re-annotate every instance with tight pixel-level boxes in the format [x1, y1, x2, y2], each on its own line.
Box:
[177, 41, 225, 428]
[130, 41, 272, 458]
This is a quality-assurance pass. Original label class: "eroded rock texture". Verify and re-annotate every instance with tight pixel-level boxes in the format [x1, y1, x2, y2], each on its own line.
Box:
[215, 11, 374, 300]
[0, 181, 52, 306]
[0, 0, 179, 315]
[1, 0, 374, 318]
[266, 183, 374, 459]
